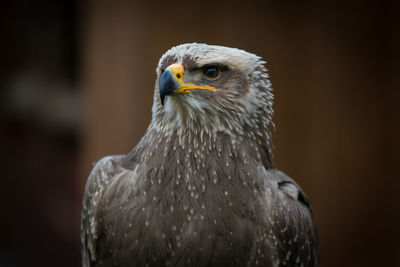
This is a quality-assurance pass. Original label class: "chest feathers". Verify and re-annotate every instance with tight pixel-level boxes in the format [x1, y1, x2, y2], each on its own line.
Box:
[102, 128, 273, 266]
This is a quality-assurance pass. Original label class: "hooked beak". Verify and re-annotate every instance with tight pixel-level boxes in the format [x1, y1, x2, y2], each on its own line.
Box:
[159, 64, 215, 105]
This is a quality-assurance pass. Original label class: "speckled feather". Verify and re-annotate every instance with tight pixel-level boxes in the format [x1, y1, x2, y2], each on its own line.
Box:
[81, 43, 320, 267]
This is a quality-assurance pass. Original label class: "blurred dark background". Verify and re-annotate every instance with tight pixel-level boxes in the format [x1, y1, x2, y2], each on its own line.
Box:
[1, 0, 398, 266]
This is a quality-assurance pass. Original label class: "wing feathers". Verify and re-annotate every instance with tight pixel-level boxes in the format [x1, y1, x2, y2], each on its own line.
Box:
[81, 156, 120, 267]
[261, 169, 319, 266]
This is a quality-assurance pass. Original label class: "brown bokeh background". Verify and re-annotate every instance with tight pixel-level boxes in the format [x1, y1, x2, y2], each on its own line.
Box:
[1, 1, 398, 266]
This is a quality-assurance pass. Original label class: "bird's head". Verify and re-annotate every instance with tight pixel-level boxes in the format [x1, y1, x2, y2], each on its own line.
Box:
[151, 43, 273, 137]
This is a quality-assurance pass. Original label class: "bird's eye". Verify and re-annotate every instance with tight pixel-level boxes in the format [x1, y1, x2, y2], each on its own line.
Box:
[201, 66, 220, 79]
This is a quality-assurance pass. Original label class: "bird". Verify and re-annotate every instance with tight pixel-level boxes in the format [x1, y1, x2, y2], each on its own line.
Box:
[81, 43, 320, 267]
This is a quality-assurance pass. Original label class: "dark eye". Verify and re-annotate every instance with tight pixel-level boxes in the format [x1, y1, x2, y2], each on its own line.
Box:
[201, 66, 220, 79]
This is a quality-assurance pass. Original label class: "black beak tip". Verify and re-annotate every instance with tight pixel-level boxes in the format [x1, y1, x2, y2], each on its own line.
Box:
[159, 69, 179, 106]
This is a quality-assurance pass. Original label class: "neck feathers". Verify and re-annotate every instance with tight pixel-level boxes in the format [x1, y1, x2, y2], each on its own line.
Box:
[131, 114, 272, 177]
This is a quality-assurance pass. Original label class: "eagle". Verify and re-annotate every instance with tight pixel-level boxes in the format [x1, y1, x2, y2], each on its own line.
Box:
[81, 43, 320, 267]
